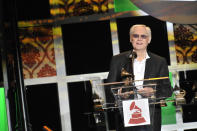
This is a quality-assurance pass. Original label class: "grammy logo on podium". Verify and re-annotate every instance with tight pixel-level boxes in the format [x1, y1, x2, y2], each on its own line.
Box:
[123, 99, 150, 127]
[129, 101, 146, 124]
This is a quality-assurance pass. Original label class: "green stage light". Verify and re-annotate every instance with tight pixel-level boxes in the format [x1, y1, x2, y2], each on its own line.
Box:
[0, 88, 9, 131]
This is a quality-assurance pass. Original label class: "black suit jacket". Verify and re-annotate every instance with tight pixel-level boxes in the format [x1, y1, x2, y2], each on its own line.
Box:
[106, 51, 172, 101]
[106, 51, 172, 131]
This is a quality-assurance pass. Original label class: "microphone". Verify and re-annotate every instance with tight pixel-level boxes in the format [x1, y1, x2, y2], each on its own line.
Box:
[130, 51, 137, 81]
[131, 50, 137, 59]
[121, 51, 137, 84]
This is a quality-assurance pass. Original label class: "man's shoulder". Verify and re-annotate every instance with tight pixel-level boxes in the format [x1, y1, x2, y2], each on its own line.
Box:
[113, 51, 131, 59]
[148, 52, 166, 61]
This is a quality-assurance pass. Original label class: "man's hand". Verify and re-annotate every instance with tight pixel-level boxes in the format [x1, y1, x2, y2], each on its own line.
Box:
[138, 87, 155, 97]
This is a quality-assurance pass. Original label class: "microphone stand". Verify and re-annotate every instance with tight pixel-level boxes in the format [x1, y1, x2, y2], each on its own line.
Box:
[130, 51, 137, 99]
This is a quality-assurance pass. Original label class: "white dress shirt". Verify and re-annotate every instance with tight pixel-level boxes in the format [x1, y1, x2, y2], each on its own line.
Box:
[134, 52, 150, 90]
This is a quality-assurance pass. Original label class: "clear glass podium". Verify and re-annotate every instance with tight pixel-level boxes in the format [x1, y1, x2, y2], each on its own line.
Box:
[90, 77, 172, 131]
[109, 83, 156, 129]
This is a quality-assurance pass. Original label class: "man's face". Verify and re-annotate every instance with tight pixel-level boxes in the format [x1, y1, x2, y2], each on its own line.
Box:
[130, 26, 150, 51]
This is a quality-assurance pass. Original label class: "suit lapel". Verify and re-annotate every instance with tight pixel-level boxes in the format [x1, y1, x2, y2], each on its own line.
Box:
[144, 57, 152, 79]
[122, 58, 132, 74]
[122, 51, 133, 74]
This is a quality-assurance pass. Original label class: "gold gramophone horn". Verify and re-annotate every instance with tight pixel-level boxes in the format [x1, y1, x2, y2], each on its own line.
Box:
[121, 68, 132, 77]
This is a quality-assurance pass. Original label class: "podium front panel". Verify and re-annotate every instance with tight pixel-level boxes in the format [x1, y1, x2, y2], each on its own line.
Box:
[90, 77, 174, 131]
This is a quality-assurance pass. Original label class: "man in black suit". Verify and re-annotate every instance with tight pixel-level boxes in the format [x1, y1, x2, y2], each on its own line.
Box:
[106, 24, 172, 131]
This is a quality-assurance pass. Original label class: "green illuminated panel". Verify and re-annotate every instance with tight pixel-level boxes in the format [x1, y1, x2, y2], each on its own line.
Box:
[161, 72, 176, 125]
[0, 88, 9, 131]
[114, 0, 139, 12]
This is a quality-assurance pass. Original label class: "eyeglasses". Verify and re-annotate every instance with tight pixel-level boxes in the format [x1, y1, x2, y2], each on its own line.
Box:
[132, 34, 148, 39]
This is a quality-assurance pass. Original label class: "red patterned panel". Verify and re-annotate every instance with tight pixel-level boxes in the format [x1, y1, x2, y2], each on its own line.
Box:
[19, 26, 57, 79]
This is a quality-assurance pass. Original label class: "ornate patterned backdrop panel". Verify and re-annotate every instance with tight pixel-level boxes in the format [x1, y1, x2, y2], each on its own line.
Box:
[174, 24, 197, 64]
[50, 0, 109, 17]
[19, 26, 57, 79]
